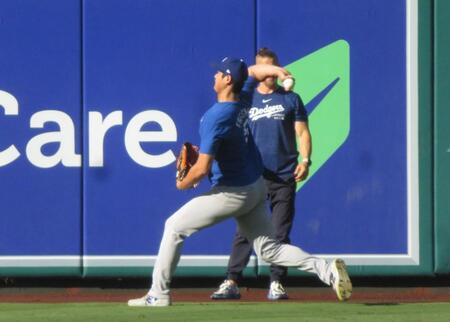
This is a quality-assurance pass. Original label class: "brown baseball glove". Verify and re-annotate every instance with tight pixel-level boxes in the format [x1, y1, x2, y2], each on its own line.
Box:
[176, 142, 199, 182]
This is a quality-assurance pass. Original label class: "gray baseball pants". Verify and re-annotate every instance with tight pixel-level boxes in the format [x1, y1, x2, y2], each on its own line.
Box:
[149, 177, 333, 299]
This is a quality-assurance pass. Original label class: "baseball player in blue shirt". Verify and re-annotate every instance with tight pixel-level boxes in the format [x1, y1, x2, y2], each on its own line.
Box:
[128, 57, 352, 307]
[211, 48, 312, 300]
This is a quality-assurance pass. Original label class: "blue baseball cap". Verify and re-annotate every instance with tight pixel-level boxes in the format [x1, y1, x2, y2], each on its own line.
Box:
[216, 57, 248, 85]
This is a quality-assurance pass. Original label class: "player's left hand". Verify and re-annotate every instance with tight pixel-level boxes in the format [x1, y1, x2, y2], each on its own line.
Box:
[176, 142, 199, 182]
[177, 179, 199, 190]
[294, 163, 309, 182]
[176, 180, 184, 190]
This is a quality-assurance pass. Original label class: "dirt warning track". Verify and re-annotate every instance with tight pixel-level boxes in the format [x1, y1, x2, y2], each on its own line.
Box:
[0, 287, 449, 304]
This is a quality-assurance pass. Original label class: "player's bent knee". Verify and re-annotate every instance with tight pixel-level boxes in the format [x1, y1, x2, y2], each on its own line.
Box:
[254, 237, 279, 263]
[164, 217, 188, 242]
[164, 218, 179, 236]
[261, 251, 277, 263]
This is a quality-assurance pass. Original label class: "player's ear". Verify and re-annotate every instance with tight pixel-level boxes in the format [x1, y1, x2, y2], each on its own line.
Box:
[225, 74, 233, 85]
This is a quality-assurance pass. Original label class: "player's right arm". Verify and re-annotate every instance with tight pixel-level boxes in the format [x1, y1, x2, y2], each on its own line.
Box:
[248, 64, 292, 82]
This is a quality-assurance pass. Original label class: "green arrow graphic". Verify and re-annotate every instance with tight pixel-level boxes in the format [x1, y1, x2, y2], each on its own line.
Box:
[284, 40, 350, 191]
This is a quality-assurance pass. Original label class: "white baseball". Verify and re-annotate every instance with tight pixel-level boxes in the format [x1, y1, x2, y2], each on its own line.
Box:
[282, 78, 294, 91]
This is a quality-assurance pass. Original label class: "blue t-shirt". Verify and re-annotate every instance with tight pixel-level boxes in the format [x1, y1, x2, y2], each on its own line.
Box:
[199, 101, 262, 187]
[246, 80, 308, 181]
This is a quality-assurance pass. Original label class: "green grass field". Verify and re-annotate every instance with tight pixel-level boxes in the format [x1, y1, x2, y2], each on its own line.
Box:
[0, 302, 449, 322]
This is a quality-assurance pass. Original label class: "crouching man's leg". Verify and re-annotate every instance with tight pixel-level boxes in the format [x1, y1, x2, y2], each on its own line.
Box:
[128, 210, 189, 307]
[237, 200, 352, 301]
[128, 189, 248, 307]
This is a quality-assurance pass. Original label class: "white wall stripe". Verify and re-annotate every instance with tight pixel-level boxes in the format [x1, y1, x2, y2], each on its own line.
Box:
[406, 0, 420, 265]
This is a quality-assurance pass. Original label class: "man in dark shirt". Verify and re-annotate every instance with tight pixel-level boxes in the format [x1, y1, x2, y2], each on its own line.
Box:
[211, 48, 312, 300]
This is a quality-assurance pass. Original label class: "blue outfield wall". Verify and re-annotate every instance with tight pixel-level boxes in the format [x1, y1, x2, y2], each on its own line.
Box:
[0, 0, 82, 276]
[0, 0, 438, 277]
